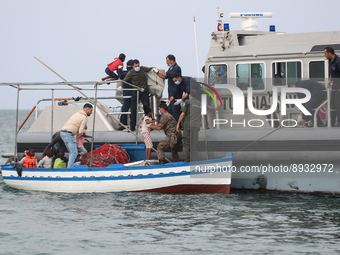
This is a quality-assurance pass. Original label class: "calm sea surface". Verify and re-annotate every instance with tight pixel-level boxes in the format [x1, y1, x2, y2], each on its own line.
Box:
[1, 110, 340, 254]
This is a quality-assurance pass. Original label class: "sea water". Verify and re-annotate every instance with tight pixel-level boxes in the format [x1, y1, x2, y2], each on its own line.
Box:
[1, 110, 340, 254]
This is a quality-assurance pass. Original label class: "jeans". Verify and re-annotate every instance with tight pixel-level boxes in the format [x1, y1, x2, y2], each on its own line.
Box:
[60, 131, 77, 168]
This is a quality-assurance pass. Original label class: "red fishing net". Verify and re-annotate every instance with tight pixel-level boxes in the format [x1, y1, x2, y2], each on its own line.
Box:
[80, 144, 130, 167]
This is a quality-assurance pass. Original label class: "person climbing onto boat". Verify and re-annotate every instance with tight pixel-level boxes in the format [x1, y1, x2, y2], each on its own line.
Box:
[41, 130, 67, 160]
[51, 149, 68, 168]
[102, 53, 126, 81]
[116, 59, 134, 131]
[37, 148, 53, 168]
[149, 102, 182, 164]
[60, 103, 93, 168]
[156, 54, 182, 122]
[288, 80, 326, 127]
[324, 47, 340, 127]
[142, 106, 158, 160]
[176, 90, 201, 162]
[122, 59, 152, 131]
[19, 148, 38, 168]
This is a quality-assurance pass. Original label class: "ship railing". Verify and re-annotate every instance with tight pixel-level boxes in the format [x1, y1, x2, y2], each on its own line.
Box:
[0, 81, 151, 161]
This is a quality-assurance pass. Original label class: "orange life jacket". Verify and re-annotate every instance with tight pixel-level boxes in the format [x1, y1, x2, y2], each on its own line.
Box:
[23, 155, 36, 168]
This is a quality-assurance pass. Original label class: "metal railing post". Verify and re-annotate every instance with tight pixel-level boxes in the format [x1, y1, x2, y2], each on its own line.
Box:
[327, 86, 331, 128]
[136, 89, 139, 144]
[51, 89, 54, 137]
[14, 86, 20, 161]
[89, 84, 98, 169]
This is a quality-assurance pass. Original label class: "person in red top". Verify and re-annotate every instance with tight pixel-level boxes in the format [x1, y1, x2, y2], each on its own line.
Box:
[102, 53, 126, 81]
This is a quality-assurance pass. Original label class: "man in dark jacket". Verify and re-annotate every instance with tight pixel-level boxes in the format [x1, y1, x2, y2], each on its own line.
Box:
[117, 59, 134, 130]
[157, 54, 182, 121]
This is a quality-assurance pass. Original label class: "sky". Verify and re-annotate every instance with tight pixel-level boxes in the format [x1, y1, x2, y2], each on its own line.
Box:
[1, 0, 340, 109]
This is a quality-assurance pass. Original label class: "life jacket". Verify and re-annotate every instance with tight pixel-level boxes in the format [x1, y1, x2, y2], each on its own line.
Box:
[23, 155, 36, 168]
[53, 158, 67, 168]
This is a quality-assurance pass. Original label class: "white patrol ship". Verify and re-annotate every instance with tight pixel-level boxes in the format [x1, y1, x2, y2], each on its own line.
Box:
[202, 12, 340, 193]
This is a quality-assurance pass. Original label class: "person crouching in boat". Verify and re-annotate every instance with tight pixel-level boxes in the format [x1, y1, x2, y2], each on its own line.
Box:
[149, 102, 182, 165]
[19, 148, 38, 168]
[51, 149, 68, 168]
[60, 103, 93, 168]
[37, 148, 53, 168]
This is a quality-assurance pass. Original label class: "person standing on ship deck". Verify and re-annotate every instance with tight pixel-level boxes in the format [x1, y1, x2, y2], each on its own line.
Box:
[157, 54, 182, 122]
[117, 59, 134, 131]
[60, 103, 93, 168]
[122, 59, 152, 131]
[324, 46, 340, 126]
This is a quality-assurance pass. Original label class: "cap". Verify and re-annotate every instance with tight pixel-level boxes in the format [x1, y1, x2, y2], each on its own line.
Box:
[127, 59, 133, 66]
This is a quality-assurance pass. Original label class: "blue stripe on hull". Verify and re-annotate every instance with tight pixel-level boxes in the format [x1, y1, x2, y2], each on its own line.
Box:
[1, 157, 232, 173]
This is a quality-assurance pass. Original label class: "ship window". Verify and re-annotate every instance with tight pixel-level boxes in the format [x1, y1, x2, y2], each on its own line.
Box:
[272, 61, 301, 86]
[236, 63, 265, 90]
[309, 61, 325, 81]
[208, 64, 227, 85]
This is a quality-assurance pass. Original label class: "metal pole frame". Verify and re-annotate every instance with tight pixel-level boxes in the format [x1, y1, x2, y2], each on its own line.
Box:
[136, 89, 139, 144]
[14, 86, 20, 161]
[51, 89, 54, 137]
[89, 84, 98, 168]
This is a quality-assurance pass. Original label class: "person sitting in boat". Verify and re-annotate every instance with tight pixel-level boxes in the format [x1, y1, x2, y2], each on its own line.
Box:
[37, 148, 53, 168]
[51, 149, 68, 168]
[149, 102, 182, 164]
[19, 148, 38, 168]
[41, 130, 67, 160]
[102, 53, 126, 81]
[76, 125, 92, 159]
[142, 106, 158, 160]
[60, 103, 93, 168]
[288, 80, 326, 127]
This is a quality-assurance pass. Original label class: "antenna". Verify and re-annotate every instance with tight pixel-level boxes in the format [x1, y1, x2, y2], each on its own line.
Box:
[192, 0, 200, 78]
[228, 12, 273, 31]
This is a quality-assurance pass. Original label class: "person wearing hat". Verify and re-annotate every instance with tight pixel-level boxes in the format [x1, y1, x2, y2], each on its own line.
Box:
[117, 59, 134, 130]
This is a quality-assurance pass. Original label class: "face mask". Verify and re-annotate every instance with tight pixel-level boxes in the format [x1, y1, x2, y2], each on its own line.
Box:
[168, 63, 173, 67]
[134, 67, 140, 72]
[158, 110, 162, 115]
[175, 80, 180, 85]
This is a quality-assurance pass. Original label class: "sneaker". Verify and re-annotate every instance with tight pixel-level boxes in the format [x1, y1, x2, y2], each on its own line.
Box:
[117, 126, 125, 131]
